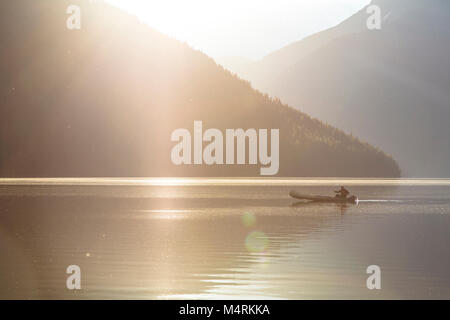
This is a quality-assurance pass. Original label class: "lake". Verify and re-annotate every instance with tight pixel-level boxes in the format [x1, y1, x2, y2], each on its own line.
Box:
[0, 178, 449, 299]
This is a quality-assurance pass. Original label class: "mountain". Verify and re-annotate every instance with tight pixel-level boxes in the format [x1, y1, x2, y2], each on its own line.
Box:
[0, 0, 400, 178]
[221, 0, 450, 177]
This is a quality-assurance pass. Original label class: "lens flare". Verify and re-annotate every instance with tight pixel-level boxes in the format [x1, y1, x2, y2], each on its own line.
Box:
[245, 231, 268, 253]
[241, 212, 256, 227]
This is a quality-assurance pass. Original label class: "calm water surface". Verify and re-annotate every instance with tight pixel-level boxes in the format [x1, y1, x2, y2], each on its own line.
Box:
[0, 179, 449, 299]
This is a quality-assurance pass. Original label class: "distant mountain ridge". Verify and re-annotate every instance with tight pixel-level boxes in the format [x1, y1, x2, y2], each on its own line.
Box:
[221, 0, 450, 177]
[0, 0, 400, 177]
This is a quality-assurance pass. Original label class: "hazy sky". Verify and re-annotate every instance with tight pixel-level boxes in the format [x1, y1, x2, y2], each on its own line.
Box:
[106, 0, 370, 60]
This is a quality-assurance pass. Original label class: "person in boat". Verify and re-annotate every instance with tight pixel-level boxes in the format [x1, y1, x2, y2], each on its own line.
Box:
[334, 186, 350, 199]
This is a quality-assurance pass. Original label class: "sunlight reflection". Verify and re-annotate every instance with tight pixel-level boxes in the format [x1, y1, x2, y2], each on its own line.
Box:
[3, 178, 450, 186]
[135, 209, 188, 220]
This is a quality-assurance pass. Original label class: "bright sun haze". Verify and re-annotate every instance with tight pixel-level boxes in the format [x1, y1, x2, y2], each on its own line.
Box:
[106, 0, 370, 60]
